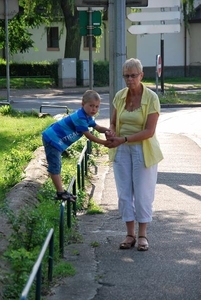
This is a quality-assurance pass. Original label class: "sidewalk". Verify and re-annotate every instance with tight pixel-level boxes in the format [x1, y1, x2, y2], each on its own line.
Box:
[45, 130, 201, 300]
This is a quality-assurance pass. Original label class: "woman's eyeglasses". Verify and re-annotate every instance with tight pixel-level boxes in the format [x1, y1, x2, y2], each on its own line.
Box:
[123, 73, 140, 79]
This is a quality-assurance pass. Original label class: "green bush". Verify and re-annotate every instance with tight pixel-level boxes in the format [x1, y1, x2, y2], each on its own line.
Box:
[0, 60, 109, 87]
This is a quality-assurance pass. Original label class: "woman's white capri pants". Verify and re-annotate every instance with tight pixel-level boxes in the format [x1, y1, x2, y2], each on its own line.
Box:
[113, 144, 158, 223]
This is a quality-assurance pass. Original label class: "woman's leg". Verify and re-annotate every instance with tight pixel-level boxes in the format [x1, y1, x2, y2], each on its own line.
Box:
[131, 145, 158, 250]
[113, 145, 136, 248]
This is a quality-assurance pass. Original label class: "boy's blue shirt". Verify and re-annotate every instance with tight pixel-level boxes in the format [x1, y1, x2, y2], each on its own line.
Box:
[42, 107, 96, 152]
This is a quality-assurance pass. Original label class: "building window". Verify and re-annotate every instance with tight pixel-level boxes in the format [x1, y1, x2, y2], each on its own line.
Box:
[47, 27, 59, 49]
[83, 36, 96, 50]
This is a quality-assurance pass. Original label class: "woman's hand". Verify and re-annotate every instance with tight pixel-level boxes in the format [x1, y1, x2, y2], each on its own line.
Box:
[105, 136, 125, 148]
[105, 130, 115, 140]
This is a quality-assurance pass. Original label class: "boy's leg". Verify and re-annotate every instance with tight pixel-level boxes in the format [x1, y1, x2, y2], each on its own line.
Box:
[43, 140, 76, 202]
[50, 173, 76, 202]
[50, 174, 63, 192]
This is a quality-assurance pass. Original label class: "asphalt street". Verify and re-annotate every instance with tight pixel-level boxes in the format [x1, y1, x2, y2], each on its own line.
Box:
[1, 88, 201, 299]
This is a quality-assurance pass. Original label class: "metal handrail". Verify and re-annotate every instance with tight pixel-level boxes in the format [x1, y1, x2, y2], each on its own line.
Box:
[77, 140, 91, 190]
[59, 176, 76, 257]
[39, 105, 69, 114]
[20, 228, 54, 300]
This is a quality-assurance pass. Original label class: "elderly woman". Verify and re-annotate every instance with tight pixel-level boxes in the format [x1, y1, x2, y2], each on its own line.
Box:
[107, 58, 163, 251]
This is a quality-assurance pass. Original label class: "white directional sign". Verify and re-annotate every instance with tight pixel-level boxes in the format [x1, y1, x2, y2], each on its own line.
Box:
[128, 0, 181, 35]
[128, 24, 180, 35]
[128, 11, 181, 22]
[132, 0, 181, 8]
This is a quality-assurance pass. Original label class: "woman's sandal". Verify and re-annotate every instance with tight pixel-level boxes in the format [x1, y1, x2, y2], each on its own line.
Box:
[137, 236, 149, 251]
[119, 235, 136, 250]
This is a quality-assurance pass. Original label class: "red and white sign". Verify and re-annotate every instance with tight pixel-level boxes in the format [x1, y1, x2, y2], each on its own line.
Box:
[156, 55, 162, 78]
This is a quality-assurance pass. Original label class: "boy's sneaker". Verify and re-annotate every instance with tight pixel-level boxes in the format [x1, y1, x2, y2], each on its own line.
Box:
[55, 190, 77, 202]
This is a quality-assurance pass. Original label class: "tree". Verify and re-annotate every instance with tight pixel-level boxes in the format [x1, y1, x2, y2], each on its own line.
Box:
[0, 0, 82, 59]
[21, 0, 82, 59]
[0, 0, 197, 60]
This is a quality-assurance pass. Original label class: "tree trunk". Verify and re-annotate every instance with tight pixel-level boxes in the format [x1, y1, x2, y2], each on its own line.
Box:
[60, 0, 82, 60]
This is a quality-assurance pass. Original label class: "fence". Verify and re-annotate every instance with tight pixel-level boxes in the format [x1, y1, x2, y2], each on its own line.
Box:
[19, 139, 92, 298]
[40, 105, 69, 114]
[20, 228, 54, 300]
[59, 176, 77, 258]
[77, 140, 91, 190]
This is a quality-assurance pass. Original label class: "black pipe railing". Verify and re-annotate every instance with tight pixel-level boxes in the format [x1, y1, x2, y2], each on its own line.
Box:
[77, 140, 91, 190]
[20, 228, 54, 300]
[20, 140, 92, 297]
[59, 176, 76, 258]
[39, 105, 69, 114]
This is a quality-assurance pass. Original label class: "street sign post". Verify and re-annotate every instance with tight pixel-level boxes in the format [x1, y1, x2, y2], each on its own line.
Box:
[156, 54, 161, 94]
[127, 0, 181, 94]
[0, 0, 19, 104]
[78, 8, 102, 89]
[156, 55, 162, 78]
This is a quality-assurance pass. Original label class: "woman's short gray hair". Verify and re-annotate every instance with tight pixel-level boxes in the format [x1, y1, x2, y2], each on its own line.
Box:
[123, 58, 143, 73]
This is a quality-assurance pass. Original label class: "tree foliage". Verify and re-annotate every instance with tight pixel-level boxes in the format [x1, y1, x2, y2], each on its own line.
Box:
[0, 0, 81, 59]
[0, 0, 197, 59]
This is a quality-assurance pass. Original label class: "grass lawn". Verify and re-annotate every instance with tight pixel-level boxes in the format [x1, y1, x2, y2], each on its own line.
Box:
[0, 77, 55, 89]
[0, 108, 54, 202]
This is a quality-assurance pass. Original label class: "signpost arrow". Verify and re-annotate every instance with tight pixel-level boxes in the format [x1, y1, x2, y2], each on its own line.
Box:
[128, 24, 181, 35]
[127, 11, 181, 22]
[127, 0, 181, 94]
[133, 0, 180, 8]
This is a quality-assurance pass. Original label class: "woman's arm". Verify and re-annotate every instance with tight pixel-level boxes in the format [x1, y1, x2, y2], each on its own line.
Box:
[83, 130, 112, 146]
[109, 109, 117, 133]
[107, 112, 159, 148]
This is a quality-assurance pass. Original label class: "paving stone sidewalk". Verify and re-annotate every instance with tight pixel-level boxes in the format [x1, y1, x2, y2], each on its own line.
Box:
[45, 131, 201, 300]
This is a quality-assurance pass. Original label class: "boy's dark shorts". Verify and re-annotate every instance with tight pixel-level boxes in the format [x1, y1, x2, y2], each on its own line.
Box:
[42, 138, 62, 174]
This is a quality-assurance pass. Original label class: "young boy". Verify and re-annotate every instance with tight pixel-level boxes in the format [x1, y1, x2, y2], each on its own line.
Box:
[42, 90, 112, 202]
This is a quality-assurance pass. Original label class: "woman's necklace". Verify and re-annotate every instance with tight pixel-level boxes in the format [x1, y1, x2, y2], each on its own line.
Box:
[126, 95, 141, 111]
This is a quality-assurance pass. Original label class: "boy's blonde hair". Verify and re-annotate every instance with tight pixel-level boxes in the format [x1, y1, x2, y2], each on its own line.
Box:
[82, 90, 101, 104]
[123, 58, 143, 74]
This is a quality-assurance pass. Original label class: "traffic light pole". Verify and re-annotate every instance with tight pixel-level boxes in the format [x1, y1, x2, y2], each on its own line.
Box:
[109, 0, 126, 121]
[108, 0, 115, 121]
[88, 7, 93, 90]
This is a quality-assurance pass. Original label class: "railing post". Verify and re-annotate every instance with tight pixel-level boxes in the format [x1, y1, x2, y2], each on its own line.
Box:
[77, 164, 81, 190]
[73, 180, 76, 217]
[36, 264, 42, 300]
[48, 233, 54, 281]
[87, 139, 91, 155]
[67, 201, 71, 229]
[81, 159, 84, 189]
[85, 148, 88, 177]
[59, 204, 65, 257]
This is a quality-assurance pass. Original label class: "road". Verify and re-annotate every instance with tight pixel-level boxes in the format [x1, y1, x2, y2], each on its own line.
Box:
[6, 89, 201, 148]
